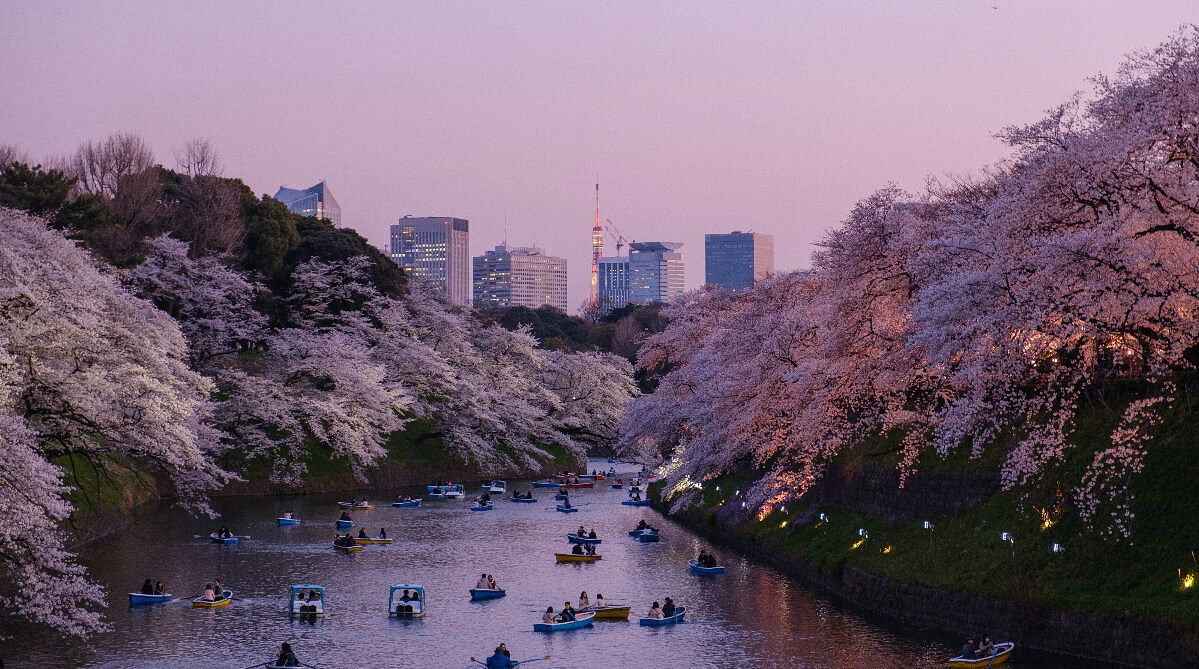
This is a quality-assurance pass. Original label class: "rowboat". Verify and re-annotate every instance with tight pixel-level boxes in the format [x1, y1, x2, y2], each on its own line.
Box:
[562, 482, 594, 489]
[277, 517, 300, 526]
[555, 553, 602, 563]
[611, 483, 623, 489]
[555, 505, 579, 513]
[469, 588, 506, 601]
[576, 474, 596, 481]
[427, 484, 466, 498]
[129, 592, 172, 605]
[947, 642, 1015, 667]
[554, 493, 570, 501]
[355, 537, 393, 545]
[594, 475, 607, 481]
[470, 503, 495, 511]
[389, 584, 425, 617]
[534, 611, 595, 632]
[192, 590, 233, 608]
[337, 501, 374, 510]
[210, 533, 239, 545]
[533, 480, 561, 488]
[333, 541, 363, 553]
[444, 487, 465, 499]
[689, 560, 726, 575]
[509, 496, 537, 503]
[639, 606, 685, 626]
[567, 533, 602, 545]
[637, 530, 661, 543]
[289, 584, 326, 616]
[581, 604, 631, 620]
[622, 499, 651, 507]
[336, 519, 355, 529]
[392, 499, 421, 508]
[482, 480, 507, 494]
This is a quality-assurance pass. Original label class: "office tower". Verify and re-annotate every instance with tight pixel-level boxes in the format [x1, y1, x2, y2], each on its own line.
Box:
[704, 231, 774, 290]
[628, 241, 685, 305]
[274, 181, 341, 227]
[389, 216, 471, 306]
[597, 256, 630, 312]
[473, 245, 568, 312]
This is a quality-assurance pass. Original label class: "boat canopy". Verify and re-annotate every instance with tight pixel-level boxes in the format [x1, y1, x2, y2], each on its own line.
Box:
[388, 584, 425, 607]
[289, 584, 325, 605]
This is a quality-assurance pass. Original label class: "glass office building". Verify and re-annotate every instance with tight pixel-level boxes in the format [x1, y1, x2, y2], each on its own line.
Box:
[704, 231, 774, 290]
[473, 245, 568, 312]
[628, 241, 685, 305]
[597, 256, 630, 313]
[274, 181, 341, 228]
[390, 216, 471, 306]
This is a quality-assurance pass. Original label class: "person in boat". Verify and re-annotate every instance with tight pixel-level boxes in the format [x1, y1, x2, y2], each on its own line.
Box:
[484, 644, 516, 669]
[218, 526, 232, 539]
[562, 498, 573, 509]
[558, 601, 577, 622]
[201, 583, 216, 601]
[433, 485, 444, 494]
[543, 606, 556, 624]
[960, 639, 976, 660]
[595, 593, 605, 608]
[141, 578, 154, 595]
[283, 511, 294, 519]
[578, 591, 591, 608]
[584, 543, 596, 556]
[647, 601, 663, 619]
[339, 511, 352, 521]
[577, 525, 586, 537]
[636, 519, 649, 531]
[274, 642, 300, 667]
[571, 543, 585, 555]
[488, 574, 498, 590]
[212, 580, 224, 599]
[378, 527, 387, 539]
[588, 528, 597, 539]
[558, 486, 568, 495]
[632, 492, 643, 501]
[979, 637, 994, 656]
[481, 491, 491, 503]
[358, 527, 369, 538]
[154, 580, 165, 595]
[662, 597, 676, 617]
[476, 573, 490, 589]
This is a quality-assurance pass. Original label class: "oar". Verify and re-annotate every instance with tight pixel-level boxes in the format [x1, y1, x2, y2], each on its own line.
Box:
[515, 656, 551, 666]
[240, 662, 270, 669]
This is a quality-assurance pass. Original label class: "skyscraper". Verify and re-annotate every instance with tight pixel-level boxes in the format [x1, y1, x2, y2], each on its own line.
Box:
[274, 181, 341, 227]
[597, 255, 630, 313]
[628, 241, 685, 305]
[705, 231, 774, 290]
[390, 216, 471, 306]
[473, 245, 568, 312]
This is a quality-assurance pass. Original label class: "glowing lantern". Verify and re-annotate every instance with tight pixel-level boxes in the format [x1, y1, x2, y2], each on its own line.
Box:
[1051, 543, 1064, 554]
[881, 545, 893, 555]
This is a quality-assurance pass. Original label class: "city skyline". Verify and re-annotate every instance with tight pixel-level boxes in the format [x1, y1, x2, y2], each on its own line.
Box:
[5, 3, 1194, 310]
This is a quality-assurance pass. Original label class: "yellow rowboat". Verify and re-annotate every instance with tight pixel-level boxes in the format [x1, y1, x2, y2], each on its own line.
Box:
[354, 537, 393, 545]
[555, 553, 602, 563]
[192, 590, 233, 608]
[583, 605, 630, 620]
[947, 642, 1014, 668]
[333, 543, 364, 553]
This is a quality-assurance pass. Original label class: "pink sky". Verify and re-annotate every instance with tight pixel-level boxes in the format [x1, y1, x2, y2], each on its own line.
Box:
[2, 2, 1194, 310]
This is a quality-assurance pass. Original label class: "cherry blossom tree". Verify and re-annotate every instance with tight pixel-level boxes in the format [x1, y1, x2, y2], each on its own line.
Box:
[0, 208, 229, 636]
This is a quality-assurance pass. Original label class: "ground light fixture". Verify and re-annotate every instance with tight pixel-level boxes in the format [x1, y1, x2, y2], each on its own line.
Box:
[1000, 532, 1015, 544]
[922, 520, 934, 530]
[1051, 543, 1065, 554]
[818, 512, 828, 523]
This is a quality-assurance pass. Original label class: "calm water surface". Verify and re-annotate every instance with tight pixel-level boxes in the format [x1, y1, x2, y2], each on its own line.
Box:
[8, 462, 962, 668]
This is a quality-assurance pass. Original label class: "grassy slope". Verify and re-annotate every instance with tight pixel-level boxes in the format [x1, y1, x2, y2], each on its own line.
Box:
[665, 393, 1199, 627]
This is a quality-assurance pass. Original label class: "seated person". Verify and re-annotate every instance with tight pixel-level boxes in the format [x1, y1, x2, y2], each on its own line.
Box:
[636, 519, 649, 531]
[339, 512, 352, 521]
[200, 584, 216, 602]
[562, 499, 572, 509]
[283, 511, 294, 519]
[378, 528, 387, 539]
[154, 580, 166, 595]
[647, 601, 663, 619]
[476, 573, 490, 589]
[578, 591, 591, 608]
[358, 528, 369, 538]
[275, 642, 300, 667]
[571, 544, 584, 555]
[141, 578, 154, 595]
[558, 602, 576, 622]
[543, 606, 556, 624]
[595, 593, 606, 608]
[663, 597, 676, 617]
[588, 528, 598, 539]
[584, 544, 596, 556]
[960, 640, 976, 660]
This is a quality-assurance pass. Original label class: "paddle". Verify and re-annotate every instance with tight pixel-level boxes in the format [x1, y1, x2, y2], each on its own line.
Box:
[192, 534, 250, 540]
[469, 656, 550, 667]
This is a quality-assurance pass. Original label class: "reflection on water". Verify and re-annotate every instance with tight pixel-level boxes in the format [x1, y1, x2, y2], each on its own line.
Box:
[6, 462, 956, 668]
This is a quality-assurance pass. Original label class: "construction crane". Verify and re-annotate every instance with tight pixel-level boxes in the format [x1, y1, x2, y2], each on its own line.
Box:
[605, 218, 634, 255]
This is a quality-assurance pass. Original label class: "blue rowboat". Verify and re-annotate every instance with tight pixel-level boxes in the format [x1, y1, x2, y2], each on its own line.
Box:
[470, 504, 495, 511]
[607, 458, 618, 463]
[277, 517, 300, 526]
[509, 496, 537, 503]
[639, 606, 685, 626]
[554, 493, 570, 501]
[336, 519, 354, 529]
[129, 592, 171, 605]
[532, 480, 560, 488]
[567, 533, 602, 545]
[622, 499, 651, 507]
[556, 505, 579, 513]
[689, 560, 726, 575]
[469, 588, 506, 601]
[611, 484, 623, 489]
[637, 530, 661, 543]
[209, 533, 239, 545]
[534, 611, 595, 632]
[391, 499, 421, 508]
